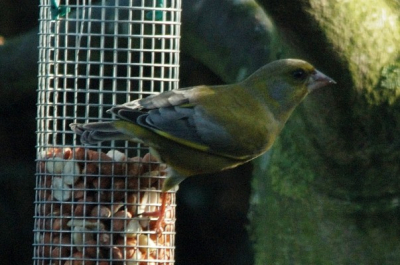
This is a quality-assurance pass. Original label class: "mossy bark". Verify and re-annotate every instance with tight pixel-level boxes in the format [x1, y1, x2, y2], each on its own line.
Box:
[251, 0, 400, 264]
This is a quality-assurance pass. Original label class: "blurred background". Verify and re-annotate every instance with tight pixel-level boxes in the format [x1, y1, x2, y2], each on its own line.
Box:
[1, 0, 400, 264]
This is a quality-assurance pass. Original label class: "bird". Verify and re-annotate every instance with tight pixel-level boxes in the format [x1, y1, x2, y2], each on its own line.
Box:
[70, 58, 336, 232]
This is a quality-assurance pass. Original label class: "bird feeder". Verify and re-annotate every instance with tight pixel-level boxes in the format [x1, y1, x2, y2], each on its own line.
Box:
[33, 0, 181, 264]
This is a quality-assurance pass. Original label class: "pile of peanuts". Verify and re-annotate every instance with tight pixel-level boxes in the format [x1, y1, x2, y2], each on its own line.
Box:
[34, 147, 175, 265]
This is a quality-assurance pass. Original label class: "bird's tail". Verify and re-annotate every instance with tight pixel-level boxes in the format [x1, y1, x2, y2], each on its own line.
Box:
[70, 122, 141, 144]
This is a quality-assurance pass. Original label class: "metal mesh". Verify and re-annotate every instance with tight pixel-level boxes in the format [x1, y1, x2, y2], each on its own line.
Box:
[34, 0, 181, 264]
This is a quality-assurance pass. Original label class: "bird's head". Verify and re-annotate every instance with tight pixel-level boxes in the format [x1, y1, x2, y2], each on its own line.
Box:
[244, 59, 336, 119]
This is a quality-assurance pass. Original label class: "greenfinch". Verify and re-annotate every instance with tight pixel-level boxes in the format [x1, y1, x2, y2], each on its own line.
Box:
[71, 59, 335, 231]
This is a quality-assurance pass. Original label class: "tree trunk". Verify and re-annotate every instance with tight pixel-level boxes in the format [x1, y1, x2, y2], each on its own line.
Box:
[251, 0, 400, 263]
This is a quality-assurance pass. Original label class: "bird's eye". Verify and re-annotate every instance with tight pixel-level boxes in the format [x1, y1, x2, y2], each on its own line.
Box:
[292, 69, 307, 80]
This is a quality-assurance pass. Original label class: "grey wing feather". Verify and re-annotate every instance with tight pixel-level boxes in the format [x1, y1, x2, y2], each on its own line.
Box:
[192, 107, 235, 151]
[70, 122, 139, 144]
[119, 106, 234, 152]
[73, 87, 236, 154]
[117, 88, 235, 152]
[144, 107, 204, 143]
[109, 88, 206, 144]
[140, 89, 192, 109]
[120, 88, 193, 110]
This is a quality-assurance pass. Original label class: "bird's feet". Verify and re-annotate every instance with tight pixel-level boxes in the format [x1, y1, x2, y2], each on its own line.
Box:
[140, 192, 168, 235]
[141, 210, 165, 235]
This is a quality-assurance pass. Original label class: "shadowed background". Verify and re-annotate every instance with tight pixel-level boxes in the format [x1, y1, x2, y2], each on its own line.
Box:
[1, 0, 400, 264]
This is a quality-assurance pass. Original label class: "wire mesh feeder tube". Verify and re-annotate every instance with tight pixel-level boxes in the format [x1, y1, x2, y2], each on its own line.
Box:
[34, 1, 181, 264]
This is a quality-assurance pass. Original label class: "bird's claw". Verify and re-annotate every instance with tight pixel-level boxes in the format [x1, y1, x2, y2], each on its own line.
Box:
[141, 209, 165, 235]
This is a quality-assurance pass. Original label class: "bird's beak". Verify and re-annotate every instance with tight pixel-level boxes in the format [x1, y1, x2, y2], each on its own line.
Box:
[307, 70, 336, 92]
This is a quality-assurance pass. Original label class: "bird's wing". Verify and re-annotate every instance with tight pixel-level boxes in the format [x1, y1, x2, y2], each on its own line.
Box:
[110, 86, 250, 160]
[117, 86, 198, 110]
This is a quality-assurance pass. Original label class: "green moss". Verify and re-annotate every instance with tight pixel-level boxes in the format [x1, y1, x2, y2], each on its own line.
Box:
[251, 143, 400, 264]
[309, 0, 400, 105]
[251, 108, 400, 264]
[268, 115, 316, 199]
[376, 59, 400, 105]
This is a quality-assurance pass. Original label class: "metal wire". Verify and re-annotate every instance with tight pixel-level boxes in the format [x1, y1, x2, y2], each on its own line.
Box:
[34, 1, 181, 264]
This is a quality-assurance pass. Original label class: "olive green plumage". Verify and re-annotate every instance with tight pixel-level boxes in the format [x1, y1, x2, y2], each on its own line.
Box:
[71, 59, 336, 191]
